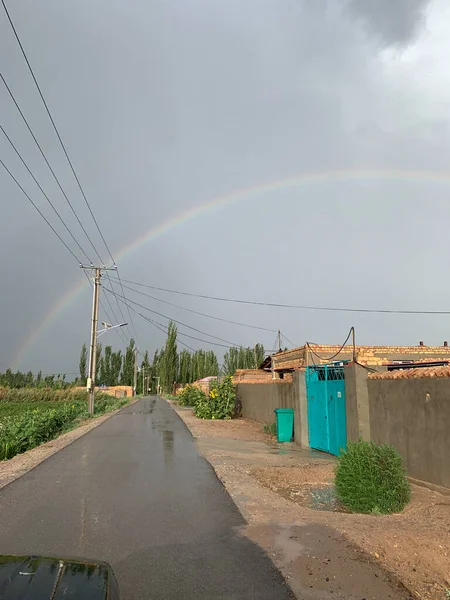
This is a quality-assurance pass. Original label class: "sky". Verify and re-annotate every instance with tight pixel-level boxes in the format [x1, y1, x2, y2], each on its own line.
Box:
[1, 0, 450, 375]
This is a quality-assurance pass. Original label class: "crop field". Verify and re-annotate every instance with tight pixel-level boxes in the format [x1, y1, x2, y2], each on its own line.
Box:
[0, 389, 128, 461]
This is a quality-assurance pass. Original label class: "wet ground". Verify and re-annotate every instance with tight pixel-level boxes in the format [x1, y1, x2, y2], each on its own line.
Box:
[0, 398, 295, 600]
[171, 403, 424, 600]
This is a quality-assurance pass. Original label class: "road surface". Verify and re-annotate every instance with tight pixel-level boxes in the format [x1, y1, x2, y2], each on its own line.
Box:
[0, 397, 295, 599]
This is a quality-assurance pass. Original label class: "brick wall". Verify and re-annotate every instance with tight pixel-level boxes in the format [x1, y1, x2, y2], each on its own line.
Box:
[232, 369, 292, 384]
[73, 385, 133, 398]
[272, 345, 450, 371]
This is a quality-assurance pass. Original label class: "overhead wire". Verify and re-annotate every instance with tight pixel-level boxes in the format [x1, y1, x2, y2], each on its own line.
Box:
[111, 276, 450, 316]
[306, 327, 354, 362]
[0, 123, 93, 264]
[102, 286, 241, 347]
[108, 277, 277, 333]
[1, 1, 142, 346]
[104, 288, 241, 348]
[0, 157, 82, 263]
[281, 332, 294, 347]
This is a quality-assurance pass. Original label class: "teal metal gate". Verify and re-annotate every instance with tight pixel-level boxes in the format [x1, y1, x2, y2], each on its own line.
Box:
[305, 364, 347, 456]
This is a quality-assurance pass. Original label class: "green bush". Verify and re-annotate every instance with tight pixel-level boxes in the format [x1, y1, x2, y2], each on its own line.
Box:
[177, 385, 207, 407]
[193, 376, 236, 420]
[335, 439, 411, 514]
[0, 393, 128, 461]
[263, 422, 277, 435]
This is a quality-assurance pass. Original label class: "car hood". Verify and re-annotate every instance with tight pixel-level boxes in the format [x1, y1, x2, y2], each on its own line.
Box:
[0, 554, 119, 599]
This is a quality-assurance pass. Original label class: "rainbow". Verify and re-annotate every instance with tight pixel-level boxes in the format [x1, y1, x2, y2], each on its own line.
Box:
[11, 168, 450, 369]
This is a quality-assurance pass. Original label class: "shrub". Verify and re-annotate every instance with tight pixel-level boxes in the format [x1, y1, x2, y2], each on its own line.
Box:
[263, 422, 276, 435]
[193, 376, 236, 420]
[335, 439, 411, 514]
[177, 385, 207, 407]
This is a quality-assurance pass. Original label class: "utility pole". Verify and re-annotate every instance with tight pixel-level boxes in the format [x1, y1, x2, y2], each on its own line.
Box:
[133, 348, 138, 396]
[278, 330, 282, 352]
[86, 267, 101, 415]
[142, 365, 145, 395]
[82, 265, 117, 414]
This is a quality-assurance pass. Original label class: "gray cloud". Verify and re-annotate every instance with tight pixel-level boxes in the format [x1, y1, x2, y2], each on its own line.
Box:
[345, 0, 431, 46]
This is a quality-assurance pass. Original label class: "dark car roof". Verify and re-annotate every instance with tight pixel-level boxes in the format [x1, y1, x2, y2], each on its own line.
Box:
[0, 555, 119, 600]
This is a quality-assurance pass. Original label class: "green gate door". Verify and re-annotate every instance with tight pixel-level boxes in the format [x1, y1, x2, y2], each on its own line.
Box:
[306, 364, 347, 456]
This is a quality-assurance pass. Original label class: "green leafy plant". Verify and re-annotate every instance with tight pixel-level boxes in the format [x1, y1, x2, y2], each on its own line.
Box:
[335, 439, 411, 514]
[0, 393, 128, 461]
[193, 376, 236, 420]
[263, 422, 277, 435]
[177, 385, 207, 407]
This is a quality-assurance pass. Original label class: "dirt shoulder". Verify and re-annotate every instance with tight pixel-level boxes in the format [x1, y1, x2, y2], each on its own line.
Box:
[0, 399, 139, 490]
[171, 402, 450, 600]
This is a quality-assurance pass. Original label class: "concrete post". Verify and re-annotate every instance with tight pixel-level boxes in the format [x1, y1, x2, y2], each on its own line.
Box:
[292, 370, 309, 448]
[344, 363, 371, 441]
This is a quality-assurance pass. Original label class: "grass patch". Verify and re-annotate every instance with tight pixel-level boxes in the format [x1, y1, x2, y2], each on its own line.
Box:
[0, 393, 128, 461]
[263, 422, 276, 435]
[335, 439, 411, 514]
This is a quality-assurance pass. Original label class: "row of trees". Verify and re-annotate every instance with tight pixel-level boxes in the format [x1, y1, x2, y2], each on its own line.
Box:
[0, 369, 70, 389]
[2, 322, 266, 393]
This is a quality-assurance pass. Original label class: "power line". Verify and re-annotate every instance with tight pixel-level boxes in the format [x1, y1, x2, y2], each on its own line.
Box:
[137, 313, 196, 352]
[0, 73, 105, 265]
[281, 332, 294, 347]
[0, 157, 82, 263]
[0, 77, 137, 342]
[108, 277, 277, 333]
[1, 2, 141, 346]
[103, 286, 241, 347]
[1, 0, 116, 265]
[0, 123, 93, 264]
[306, 327, 354, 361]
[111, 276, 450, 316]
[82, 270, 129, 346]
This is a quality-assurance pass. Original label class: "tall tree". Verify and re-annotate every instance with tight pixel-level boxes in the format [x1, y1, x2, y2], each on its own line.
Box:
[121, 339, 136, 386]
[79, 343, 87, 384]
[160, 321, 178, 393]
[100, 345, 113, 385]
[95, 343, 102, 383]
[178, 350, 191, 384]
[138, 350, 151, 394]
[110, 350, 123, 385]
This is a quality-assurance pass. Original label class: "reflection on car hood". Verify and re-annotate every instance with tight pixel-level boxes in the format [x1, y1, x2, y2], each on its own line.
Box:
[0, 554, 119, 600]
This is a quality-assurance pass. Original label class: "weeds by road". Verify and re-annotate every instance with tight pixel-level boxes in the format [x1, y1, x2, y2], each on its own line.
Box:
[0, 393, 128, 460]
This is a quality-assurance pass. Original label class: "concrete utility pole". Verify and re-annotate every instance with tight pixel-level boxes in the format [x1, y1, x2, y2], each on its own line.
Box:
[82, 265, 119, 414]
[142, 365, 145, 395]
[278, 330, 282, 352]
[87, 267, 101, 415]
[133, 348, 138, 397]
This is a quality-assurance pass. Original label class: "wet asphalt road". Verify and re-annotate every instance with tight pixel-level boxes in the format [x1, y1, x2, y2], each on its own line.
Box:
[0, 397, 295, 599]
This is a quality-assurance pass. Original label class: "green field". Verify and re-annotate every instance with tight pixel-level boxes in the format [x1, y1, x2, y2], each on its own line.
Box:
[0, 391, 129, 461]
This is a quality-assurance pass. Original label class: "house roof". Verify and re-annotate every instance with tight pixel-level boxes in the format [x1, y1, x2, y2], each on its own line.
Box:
[271, 344, 450, 371]
[369, 366, 450, 380]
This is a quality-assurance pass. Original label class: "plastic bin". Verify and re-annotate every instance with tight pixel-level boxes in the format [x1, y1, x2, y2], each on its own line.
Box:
[274, 408, 294, 442]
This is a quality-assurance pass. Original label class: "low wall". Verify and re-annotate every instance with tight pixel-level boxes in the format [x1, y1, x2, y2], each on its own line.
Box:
[237, 372, 308, 447]
[368, 378, 450, 489]
[237, 382, 294, 424]
[73, 386, 133, 398]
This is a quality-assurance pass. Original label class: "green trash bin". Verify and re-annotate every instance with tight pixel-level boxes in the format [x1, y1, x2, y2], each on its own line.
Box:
[274, 408, 294, 442]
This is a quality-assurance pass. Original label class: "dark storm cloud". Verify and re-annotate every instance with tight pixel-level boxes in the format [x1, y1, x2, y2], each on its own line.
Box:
[346, 0, 431, 46]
